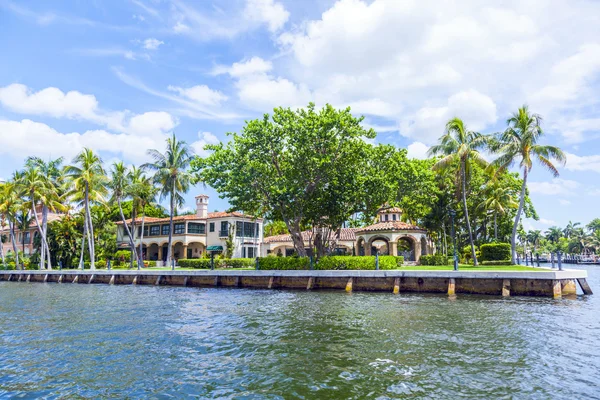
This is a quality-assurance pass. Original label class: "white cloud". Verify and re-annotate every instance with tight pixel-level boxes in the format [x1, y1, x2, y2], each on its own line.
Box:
[143, 38, 164, 50]
[236, 74, 313, 111]
[564, 152, 600, 173]
[212, 57, 273, 77]
[399, 90, 497, 143]
[528, 178, 580, 195]
[191, 131, 220, 157]
[558, 199, 571, 206]
[538, 218, 556, 225]
[406, 142, 429, 159]
[168, 85, 228, 106]
[0, 119, 168, 163]
[244, 0, 289, 32]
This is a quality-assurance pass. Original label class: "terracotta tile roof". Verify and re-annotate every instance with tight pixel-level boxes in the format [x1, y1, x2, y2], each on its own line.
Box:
[115, 211, 261, 225]
[378, 206, 403, 213]
[355, 221, 425, 233]
[264, 228, 360, 244]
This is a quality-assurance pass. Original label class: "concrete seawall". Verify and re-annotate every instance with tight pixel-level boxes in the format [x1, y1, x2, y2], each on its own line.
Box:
[0, 269, 592, 298]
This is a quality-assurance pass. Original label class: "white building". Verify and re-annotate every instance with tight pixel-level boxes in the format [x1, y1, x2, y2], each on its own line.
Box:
[116, 195, 263, 263]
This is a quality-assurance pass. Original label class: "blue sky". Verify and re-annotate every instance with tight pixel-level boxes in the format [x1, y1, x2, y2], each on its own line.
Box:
[1, 0, 600, 231]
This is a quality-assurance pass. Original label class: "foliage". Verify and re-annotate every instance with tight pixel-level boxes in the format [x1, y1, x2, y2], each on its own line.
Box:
[480, 260, 514, 266]
[193, 103, 400, 258]
[419, 255, 449, 266]
[479, 243, 511, 261]
[316, 255, 403, 270]
[177, 258, 255, 269]
[257, 257, 311, 270]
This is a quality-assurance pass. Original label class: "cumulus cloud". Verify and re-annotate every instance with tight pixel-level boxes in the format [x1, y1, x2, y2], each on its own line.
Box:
[564, 152, 600, 173]
[142, 38, 164, 50]
[191, 131, 220, 157]
[406, 142, 429, 159]
[212, 57, 273, 77]
[528, 178, 580, 196]
[244, 0, 289, 32]
[168, 85, 228, 106]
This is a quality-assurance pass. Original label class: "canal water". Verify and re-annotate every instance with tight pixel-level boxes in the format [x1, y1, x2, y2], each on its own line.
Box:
[1, 267, 598, 399]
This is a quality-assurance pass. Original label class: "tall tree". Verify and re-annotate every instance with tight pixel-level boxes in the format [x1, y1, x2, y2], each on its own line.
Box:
[545, 226, 563, 244]
[0, 180, 22, 269]
[563, 221, 581, 239]
[64, 148, 108, 270]
[143, 134, 193, 267]
[428, 118, 488, 265]
[478, 180, 518, 241]
[587, 218, 600, 234]
[131, 173, 158, 269]
[109, 162, 137, 269]
[491, 105, 566, 264]
[526, 230, 542, 253]
[24, 157, 64, 270]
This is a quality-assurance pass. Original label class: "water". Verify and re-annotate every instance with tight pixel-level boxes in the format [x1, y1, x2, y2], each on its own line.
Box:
[1, 267, 599, 399]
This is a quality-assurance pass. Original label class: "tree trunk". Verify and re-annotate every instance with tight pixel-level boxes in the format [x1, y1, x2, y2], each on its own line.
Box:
[461, 160, 478, 265]
[138, 209, 146, 270]
[42, 205, 48, 269]
[84, 183, 95, 270]
[285, 218, 307, 257]
[494, 211, 498, 241]
[511, 168, 528, 264]
[79, 214, 87, 269]
[0, 221, 6, 268]
[118, 198, 136, 269]
[31, 197, 51, 270]
[442, 223, 447, 256]
[9, 220, 20, 269]
[167, 191, 174, 268]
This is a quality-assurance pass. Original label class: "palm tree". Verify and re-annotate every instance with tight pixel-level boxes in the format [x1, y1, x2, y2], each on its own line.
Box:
[143, 134, 193, 269]
[109, 162, 137, 268]
[478, 179, 518, 241]
[24, 157, 64, 270]
[491, 105, 566, 264]
[586, 218, 600, 234]
[64, 148, 108, 270]
[428, 118, 489, 265]
[131, 173, 158, 269]
[563, 221, 581, 239]
[128, 166, 145, 268]
[545, 226, 563, 244]
[526, 230, 542, 253]
[0, 180, 22, 269]
[18, 166, 55, 269]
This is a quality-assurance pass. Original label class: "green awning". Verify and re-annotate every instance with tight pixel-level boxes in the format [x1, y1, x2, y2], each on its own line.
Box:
[207, 245, 224, 252]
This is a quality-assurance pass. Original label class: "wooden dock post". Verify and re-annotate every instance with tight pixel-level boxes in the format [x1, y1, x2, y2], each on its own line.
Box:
[58, 274, 63, 283]
[26, 274, 31, 282]
[7, 274, 12, 281]
[43, 274, 48, 283]
[183, 277, 188, 287]
[72, 275, 79, 283]
[155, 276, 161, 286]
[214, 276, 220, 287]
[502, 279, 510, 297]
[577, 278, 593, 295]
[131, 276, 137, 285]
[448, 278, 456, 296]
[109, 275, 115, 285]
[235, 276, 241, 287]
[393, 277, 400, 294]
[88, 275, 95, 284]
[345, 277, 353, 292]
[552, 280, 562, 299]
[307, 277, 314, 290]
[268, 276, 274, 289]
[18, 274, 22, 282]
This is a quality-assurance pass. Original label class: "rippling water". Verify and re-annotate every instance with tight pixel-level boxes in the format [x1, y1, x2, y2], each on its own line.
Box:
[1, 267, 599, 399]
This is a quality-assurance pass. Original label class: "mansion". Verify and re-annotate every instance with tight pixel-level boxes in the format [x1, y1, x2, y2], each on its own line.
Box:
[116, 195, 263, 263]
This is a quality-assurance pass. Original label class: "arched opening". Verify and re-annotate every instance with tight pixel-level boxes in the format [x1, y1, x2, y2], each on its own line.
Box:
[356, 237, 366, 256]
[397, 237, 415, 261]
[187, 242, 205, 259]
[369, 236, 390, 256]
[421, 237, 428, 255]
[147, 243, 159, 261]
[173, 242, 184, 261]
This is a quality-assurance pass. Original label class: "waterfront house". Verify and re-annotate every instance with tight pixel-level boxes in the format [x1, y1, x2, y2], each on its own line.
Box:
[262, 206, 434, 262]
[0, 207, 62, 257]
[116, 194, 263, 262]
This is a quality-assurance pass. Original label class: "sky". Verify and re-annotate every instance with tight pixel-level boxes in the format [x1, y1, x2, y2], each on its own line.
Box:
[1, 0, 600, 231]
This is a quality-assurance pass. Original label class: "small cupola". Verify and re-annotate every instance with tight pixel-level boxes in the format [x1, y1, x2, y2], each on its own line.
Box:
[378, 206, 402, 222]
[195, 194, 209, 218]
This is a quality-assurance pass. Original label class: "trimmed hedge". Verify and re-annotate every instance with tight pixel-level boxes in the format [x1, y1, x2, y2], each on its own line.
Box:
[316, 255, 403, 270]
[480, 260, 513, 266]
[419, 254, 450, 266]
[258, 257, 310, 270]
[177, 258, 255, 269]
[480, 243, 511, 261]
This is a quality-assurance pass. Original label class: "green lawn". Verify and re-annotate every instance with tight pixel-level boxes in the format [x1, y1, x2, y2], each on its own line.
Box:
[400, 264, 543, 272]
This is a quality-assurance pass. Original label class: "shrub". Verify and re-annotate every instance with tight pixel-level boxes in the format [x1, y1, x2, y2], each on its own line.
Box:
[96, 259, 107, 269]
[178, 259, 212, 269]
[258, 257, 310, 270]
[4, 262, 16, 270]
[313, 255, 403, 270]
[220, 258, 255, 268]
[114, 250, 132, 263]
[480, 260, 513, 266]
[480, 243, 511, 261]
[144, 260, 157, 268]
[419, 254, 449, 266]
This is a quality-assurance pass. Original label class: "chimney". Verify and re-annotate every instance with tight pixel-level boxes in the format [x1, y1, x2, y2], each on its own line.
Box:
[195, 194, 209, 218]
